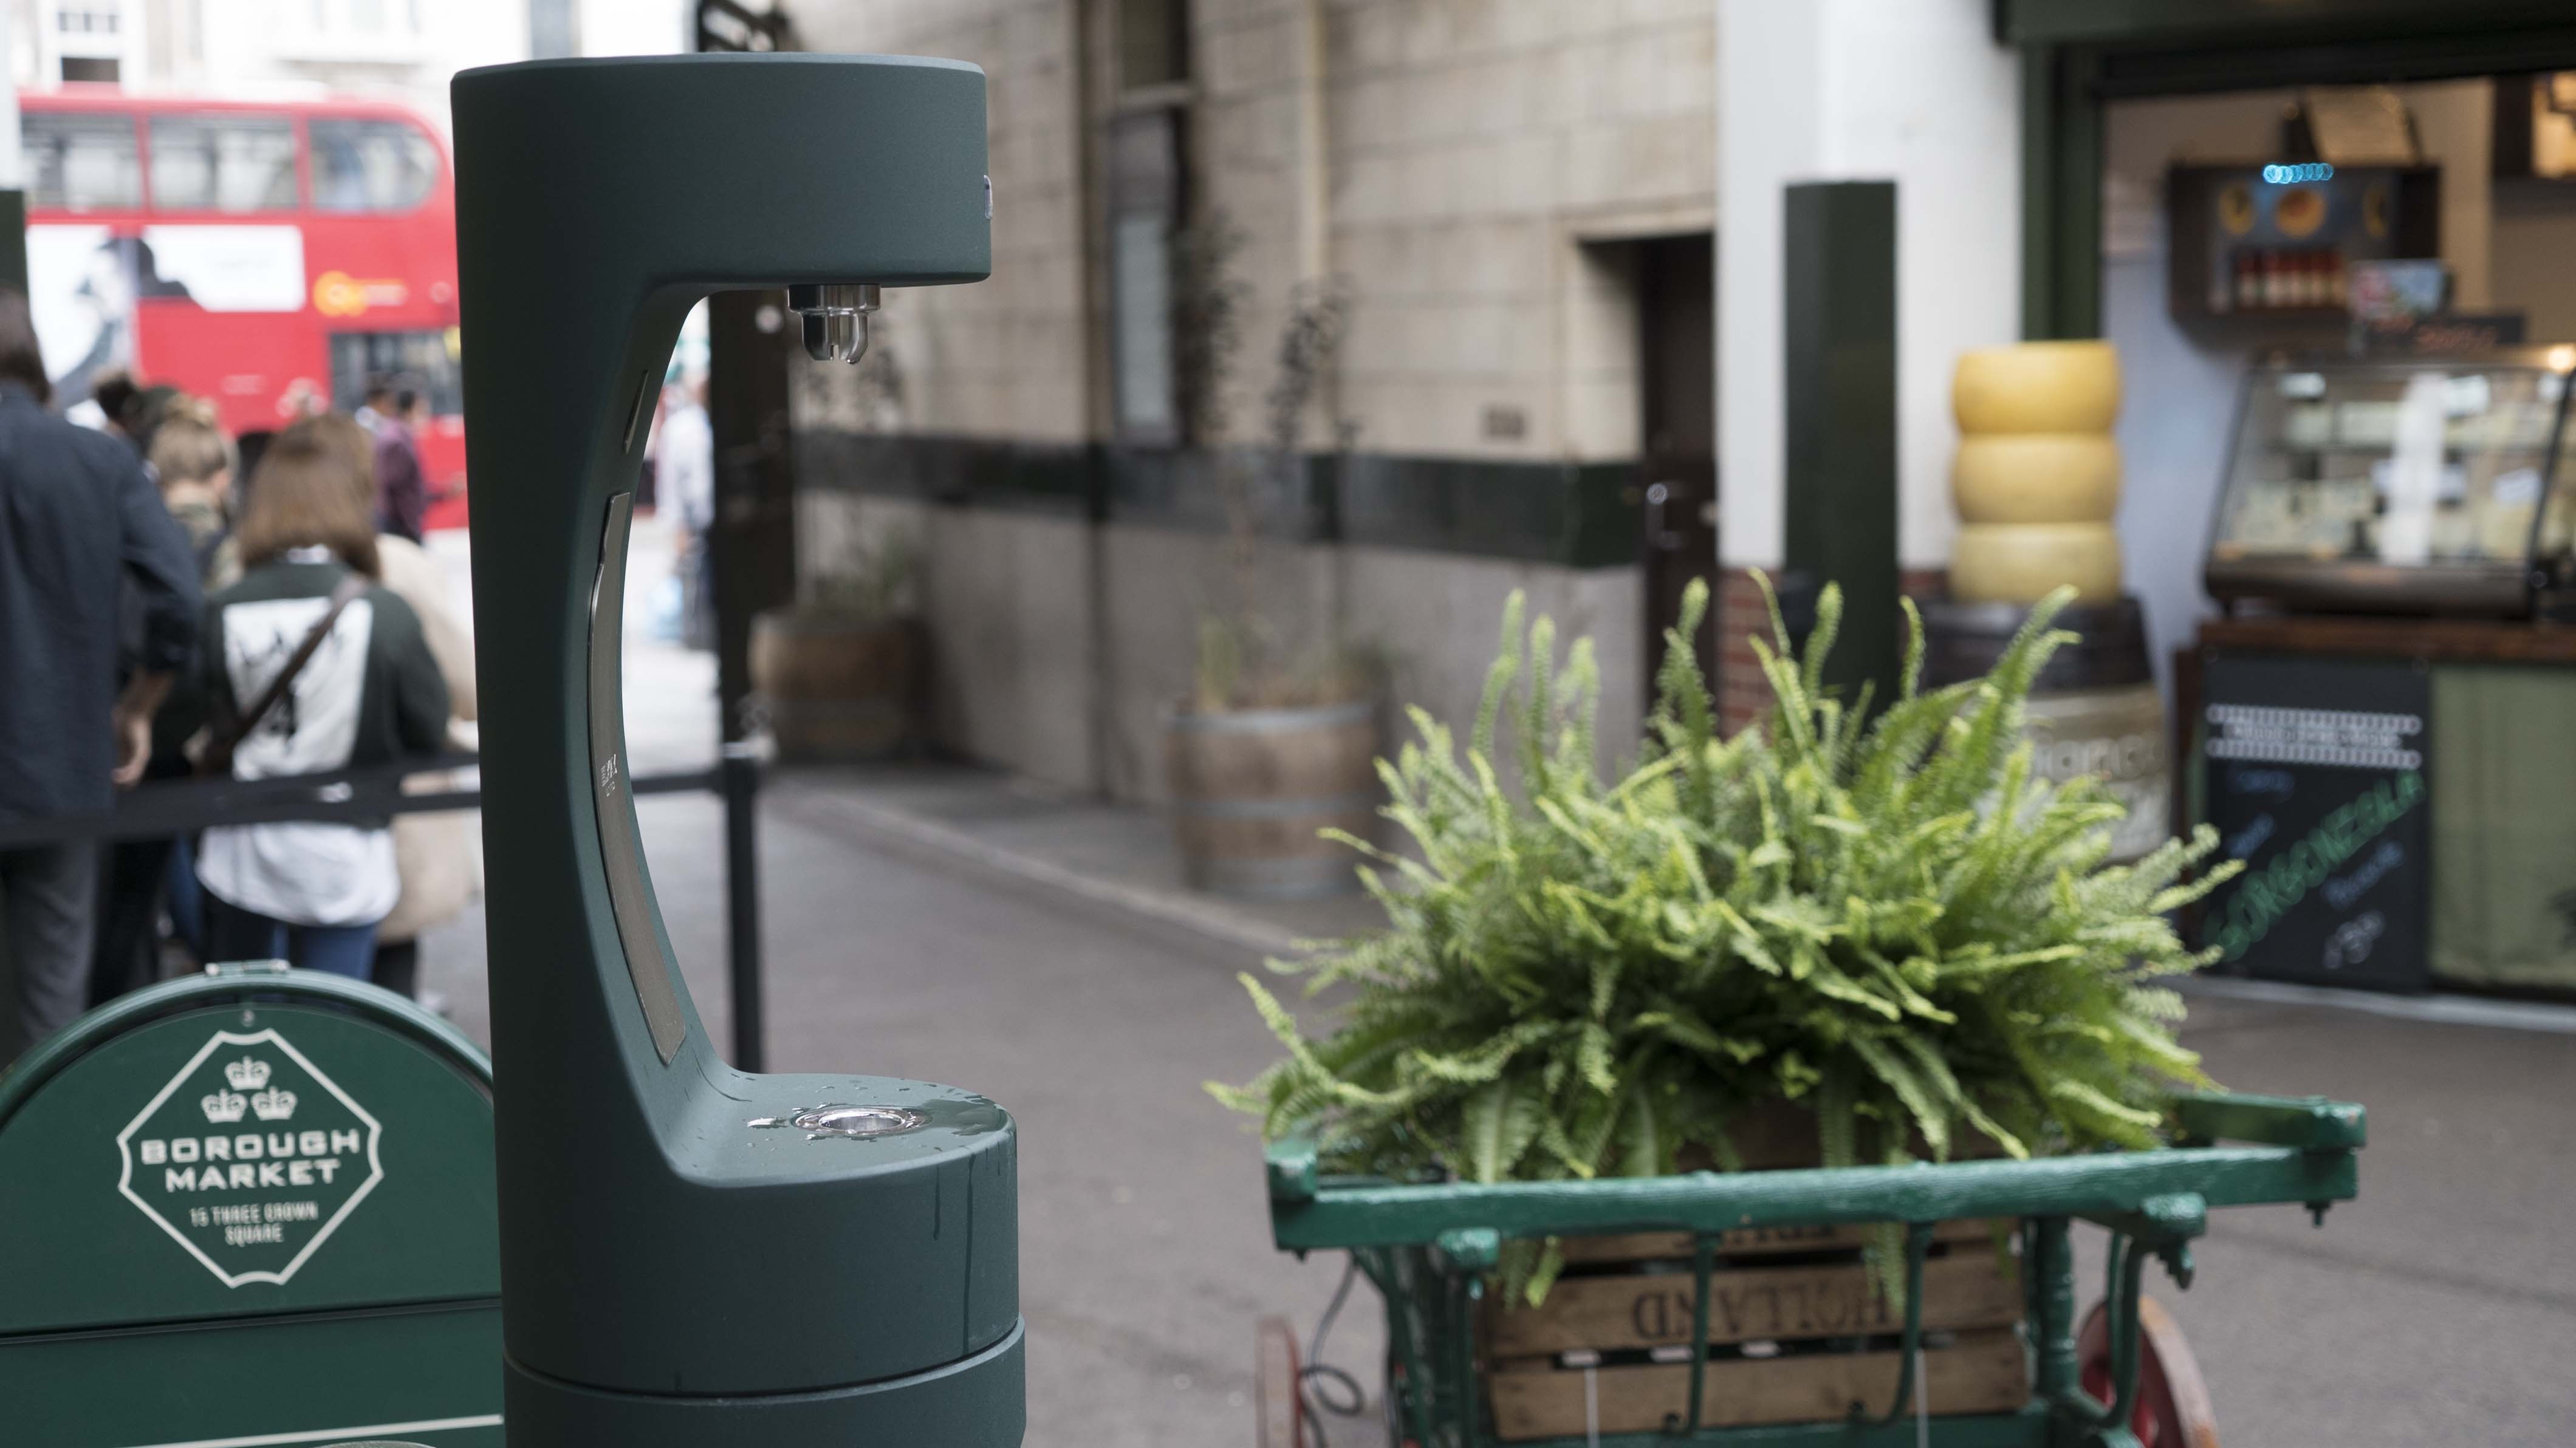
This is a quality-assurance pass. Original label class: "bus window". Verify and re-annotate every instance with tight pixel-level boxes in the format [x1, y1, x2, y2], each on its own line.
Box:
[22, 112, 141, 212]
[309, 118, 439, 214]
[149, 115, 297, 213]
[330, 330, 464, 417]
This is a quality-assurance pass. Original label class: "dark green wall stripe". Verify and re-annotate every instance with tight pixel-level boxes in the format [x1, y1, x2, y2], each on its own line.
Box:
[1996, 0, 2576, 48]
[792, 429, 1645, 569]
[793, 429, 1095, 516]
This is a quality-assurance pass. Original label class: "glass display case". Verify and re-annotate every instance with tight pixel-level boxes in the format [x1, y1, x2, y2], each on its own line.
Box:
[2206, 351, 2576, 615]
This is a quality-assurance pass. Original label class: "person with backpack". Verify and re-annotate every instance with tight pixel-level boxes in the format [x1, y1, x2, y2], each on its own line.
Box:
[283, 412, 480, 1001]
[194, 432, 448, 978]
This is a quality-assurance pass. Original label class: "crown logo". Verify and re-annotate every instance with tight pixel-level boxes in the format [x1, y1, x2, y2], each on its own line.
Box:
[224, 1057, 272, 1091]
[250, 1086, 298, 1121]
[201, 1089, 248, 1123]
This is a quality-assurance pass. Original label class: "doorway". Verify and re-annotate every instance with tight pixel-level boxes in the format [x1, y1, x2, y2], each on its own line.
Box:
[1636, 233, 1718, 709]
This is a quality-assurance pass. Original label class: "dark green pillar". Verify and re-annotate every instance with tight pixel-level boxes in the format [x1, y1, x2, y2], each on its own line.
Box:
[1782, 181, 1899, 708]
[2019, 43, 2103, 341]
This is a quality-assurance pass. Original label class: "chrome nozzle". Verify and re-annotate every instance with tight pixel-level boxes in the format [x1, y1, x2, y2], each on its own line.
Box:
[786, 282, 881, 364]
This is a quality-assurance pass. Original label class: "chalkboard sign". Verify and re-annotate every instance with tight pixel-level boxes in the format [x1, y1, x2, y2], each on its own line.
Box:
[2197, 654, 2431, 992]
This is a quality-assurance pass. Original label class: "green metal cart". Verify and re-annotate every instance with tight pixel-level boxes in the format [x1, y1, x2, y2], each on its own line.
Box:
[1259, 1090, 2363, 1448]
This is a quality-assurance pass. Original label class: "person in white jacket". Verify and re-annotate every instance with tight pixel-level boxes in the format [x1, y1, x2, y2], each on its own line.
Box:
[287, 414, 479, 1000]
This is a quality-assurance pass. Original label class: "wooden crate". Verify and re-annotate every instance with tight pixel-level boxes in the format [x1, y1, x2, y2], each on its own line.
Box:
[1552, 1216, 1997, 1269]
[1482, 1222, 2028, 1441]
[1488, 1328, 2028, 1439]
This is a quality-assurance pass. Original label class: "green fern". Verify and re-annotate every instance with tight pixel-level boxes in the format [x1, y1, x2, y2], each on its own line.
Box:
[1213, 576, 2238, 1291]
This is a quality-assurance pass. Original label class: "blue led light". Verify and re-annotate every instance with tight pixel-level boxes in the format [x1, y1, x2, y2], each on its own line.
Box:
[2262, 162, 2335, 184]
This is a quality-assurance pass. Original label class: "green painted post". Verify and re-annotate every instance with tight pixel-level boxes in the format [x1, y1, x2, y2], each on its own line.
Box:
[450, 56, 1019, 1445]
[2031, 1216, 2080, 1447]
[1782, 180, 1900, 709]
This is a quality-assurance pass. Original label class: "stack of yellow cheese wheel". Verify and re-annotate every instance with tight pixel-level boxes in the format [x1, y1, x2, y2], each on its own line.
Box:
[1950, 341, 2123, 603]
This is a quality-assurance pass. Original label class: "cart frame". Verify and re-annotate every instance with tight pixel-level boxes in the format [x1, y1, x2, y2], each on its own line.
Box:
[1264, 1091, 2363, 1448]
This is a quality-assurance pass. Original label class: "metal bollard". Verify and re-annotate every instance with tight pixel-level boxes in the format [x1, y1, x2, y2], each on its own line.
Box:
[452, 55, 1019, 1446]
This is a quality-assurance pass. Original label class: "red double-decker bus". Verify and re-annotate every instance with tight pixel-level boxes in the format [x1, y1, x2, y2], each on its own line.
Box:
[20, 88, 468, 527]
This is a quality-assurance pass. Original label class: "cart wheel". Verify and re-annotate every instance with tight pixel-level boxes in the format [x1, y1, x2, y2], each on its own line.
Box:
[2077, 1296, 2220, 1448]
[1255, 1316, 1303, 1448]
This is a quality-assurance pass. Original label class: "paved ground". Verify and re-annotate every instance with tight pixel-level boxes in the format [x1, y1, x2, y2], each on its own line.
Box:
[413, 760, 2576, 1447]
[2129, 992, 2576, 1445]
[406, 520, 2576, 1447]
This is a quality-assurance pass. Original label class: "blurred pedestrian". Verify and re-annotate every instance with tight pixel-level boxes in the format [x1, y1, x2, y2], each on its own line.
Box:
[123, 384, 183, 457]
[86, 404, 241, 1003]
[233, 428, 277, 502]
[154, 407, 243, 963]
[0, 291, 199, 1057]
[367, 383, 426, 544]
[287, 414, 480, 999]
[660, 374, 715, 649]
[149, 405, 239, 589]
[195, 433, 448, 979]
[86, 370, 141, 445]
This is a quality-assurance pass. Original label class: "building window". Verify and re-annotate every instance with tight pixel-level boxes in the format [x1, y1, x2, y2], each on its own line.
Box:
[1112, 213, 1176, 437]
[1107, 109, 1186, 442]
[60, 56, 120, 83]
[330, 330, 464, 417]
[1120, 0, 1188, 92]
[150, 117, 298, 213]
[22, 112, 140, 210]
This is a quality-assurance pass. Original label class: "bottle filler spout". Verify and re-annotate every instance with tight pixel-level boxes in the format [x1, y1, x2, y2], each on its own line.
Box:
[451, 55, 1018, 1447]
[789, 282, 881, 363]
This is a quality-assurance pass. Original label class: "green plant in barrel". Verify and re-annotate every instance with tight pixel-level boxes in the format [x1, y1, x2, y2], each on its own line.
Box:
[801, 527, 920, 623]
[752, 527, 928, 762]
[1172, 211, 1369, 714]
[1213, 577, 2239, 1302]
[1161, 213, 1380, 898]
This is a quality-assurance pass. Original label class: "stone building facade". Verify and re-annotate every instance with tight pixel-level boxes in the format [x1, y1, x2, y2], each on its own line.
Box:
[787, 0, 1717, 799]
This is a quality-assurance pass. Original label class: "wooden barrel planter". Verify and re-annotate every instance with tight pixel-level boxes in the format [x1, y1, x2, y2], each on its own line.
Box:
[1165, 698, 1379, 900]
[749, 609, 926, 761]
[1922, 595, 2169, 862]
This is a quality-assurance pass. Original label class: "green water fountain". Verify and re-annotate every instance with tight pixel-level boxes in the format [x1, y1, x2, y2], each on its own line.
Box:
[452, 54, 1018, 1446]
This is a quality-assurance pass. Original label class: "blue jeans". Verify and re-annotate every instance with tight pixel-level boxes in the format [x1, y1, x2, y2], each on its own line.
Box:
[165, 837, 205, 961]
[204, 898, 380, 980]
